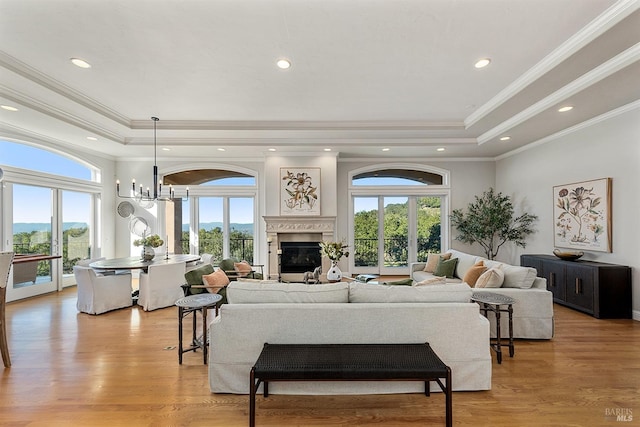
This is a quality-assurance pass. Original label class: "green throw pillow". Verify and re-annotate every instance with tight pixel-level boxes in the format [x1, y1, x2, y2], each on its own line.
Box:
[184, 264, 215, 294]
[218, 258, 238, 273]
[433, 257, 458, 279]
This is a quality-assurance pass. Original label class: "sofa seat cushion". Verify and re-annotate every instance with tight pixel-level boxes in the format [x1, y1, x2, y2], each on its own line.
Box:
[227, 281, 349, 304]
[348, 282, 472, 303]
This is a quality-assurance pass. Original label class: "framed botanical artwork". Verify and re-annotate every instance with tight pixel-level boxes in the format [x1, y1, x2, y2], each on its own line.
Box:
[553, 178, 612, 252]
[280, 168, 321, 216]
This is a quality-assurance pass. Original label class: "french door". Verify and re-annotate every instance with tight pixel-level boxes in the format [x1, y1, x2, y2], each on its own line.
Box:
[5, 183, 96, 301]
[352, 195, 444, 276]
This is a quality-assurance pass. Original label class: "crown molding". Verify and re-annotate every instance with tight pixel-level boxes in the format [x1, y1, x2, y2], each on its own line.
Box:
[123, 136, 478, 146]
[0, 51, 130, 127]
[465, 0, 640, 129]
[129, 119, 465, 131]
[0, 85, 125, 143]
[477, 43, 640, 144]
[0, 121, 117, 162]
[496, 98, 640, 161]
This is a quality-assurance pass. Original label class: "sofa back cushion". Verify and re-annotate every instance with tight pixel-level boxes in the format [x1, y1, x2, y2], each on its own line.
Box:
[348, 282, 472, 303]
[484, 260, 537, 289]
[227, 281, 349, 304]
[446, 249, 485, 279]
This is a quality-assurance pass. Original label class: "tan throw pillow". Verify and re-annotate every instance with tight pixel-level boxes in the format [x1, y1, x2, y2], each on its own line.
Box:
[414, 276, 447, 286]
[462, 261, 487, 287]
[423, 252, 451, 273]
[475, 266, 504, 288]
[233, 260, 253, 277]
[202, 269, 230, 293]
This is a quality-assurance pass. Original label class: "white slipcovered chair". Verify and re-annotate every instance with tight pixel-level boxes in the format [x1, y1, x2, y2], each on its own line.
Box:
[1, 251, 15, 367]
[138, 262, 186, 311]
[73, 265, 133, 315]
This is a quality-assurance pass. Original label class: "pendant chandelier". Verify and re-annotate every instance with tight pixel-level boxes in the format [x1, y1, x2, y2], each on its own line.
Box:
[116, 117, 188, 202]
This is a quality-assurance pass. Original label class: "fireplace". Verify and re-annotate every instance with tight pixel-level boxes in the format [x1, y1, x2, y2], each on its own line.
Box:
[263, 215, 337, 281]
[280, 242, 322, 273]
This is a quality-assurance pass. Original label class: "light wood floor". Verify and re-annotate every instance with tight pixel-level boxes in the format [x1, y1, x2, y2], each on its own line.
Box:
[1, 287, 639, 426]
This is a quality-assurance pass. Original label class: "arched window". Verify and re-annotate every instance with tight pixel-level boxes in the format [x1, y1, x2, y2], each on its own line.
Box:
[0, 140, 97, 181]
[163, 168, 258, 264]
[349, 164, 449, 276]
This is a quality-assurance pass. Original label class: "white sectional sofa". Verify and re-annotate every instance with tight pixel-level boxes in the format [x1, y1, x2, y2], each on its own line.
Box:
[411, 249, 554, 340]
[209, 281, 492, 395]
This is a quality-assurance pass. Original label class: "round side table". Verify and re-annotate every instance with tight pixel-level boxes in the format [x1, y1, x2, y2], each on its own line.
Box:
[471, 291, 516, 364]
[175, 293, 222, 364]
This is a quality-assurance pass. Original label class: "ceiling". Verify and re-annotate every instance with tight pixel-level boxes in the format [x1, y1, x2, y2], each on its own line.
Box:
[1, 0, 639, 161]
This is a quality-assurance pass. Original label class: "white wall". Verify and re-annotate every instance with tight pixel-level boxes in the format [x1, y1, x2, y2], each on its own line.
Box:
[264, 154, 338, 217]
[496, 106, 640, 319]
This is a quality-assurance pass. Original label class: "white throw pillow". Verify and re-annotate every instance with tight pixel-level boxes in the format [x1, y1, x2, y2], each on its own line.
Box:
[475, 267, 505, 288]
[414, 276, 447, 286]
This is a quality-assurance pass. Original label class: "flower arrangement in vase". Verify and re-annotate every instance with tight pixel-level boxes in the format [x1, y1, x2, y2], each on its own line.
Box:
[319, 241, 349, 281]
[133, 234, 164, 261]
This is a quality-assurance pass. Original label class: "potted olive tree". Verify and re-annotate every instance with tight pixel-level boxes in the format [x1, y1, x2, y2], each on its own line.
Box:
[450, 188, 537, 260]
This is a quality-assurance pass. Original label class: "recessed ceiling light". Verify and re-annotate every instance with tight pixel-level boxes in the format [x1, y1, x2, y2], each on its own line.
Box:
[162, 147, 171, 151]
[268, 148, 276, 152]
[1, 105, 18, 111]
[436, 147, 445, 152]
[499, 136, 511, 141]
[324, 148, 331, 152]
[70, 57, 91, 68]
[86, 136, 97, 141]
[276, 59, 291, 69]
[558, 105, 574, 112]
[474, 58, 491, 68]
[382, 148, 390, 152]
[217, 148, 226, 152]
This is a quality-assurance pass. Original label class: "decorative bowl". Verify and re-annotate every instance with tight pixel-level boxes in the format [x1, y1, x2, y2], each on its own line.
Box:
[553, 249, 584, 261]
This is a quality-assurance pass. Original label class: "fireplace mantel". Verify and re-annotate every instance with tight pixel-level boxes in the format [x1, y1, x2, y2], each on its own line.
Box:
[263, 216, 336, 233]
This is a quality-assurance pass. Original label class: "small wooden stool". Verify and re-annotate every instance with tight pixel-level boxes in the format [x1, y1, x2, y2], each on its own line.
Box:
[175, 293, 221, 364]
[471, 291, 516, 364]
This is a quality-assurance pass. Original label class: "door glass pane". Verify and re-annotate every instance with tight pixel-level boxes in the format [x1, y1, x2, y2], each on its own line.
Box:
[354, 197, 378, 267]
[383, 197, 408, 267]
[181, 202, 190, 254]
[62, 191, 92, 274]
[417, 196, 442, 261]
[12, 184, 53, 288]
[229, 198, 254, 263]
[198, 197, 223, 259]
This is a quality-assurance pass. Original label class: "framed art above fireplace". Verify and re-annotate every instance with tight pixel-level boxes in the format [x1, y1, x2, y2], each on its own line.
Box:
[280, 168, 321, 216]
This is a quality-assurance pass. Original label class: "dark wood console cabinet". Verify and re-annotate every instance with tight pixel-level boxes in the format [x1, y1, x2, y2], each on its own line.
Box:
[521, 254, 632, 319]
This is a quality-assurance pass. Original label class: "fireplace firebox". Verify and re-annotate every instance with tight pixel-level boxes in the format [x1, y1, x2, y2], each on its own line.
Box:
[280, 242, 322, 273]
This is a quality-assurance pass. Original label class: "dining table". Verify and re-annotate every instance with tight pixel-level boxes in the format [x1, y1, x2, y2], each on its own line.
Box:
[89, 254, 201, 272]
